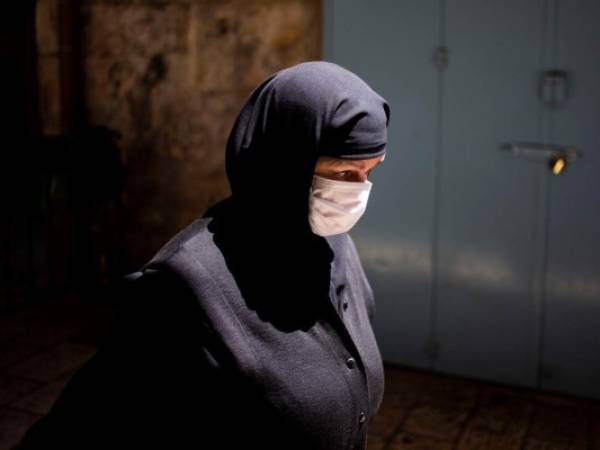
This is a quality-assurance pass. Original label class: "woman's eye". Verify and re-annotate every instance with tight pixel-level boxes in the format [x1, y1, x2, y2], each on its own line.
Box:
[337, 171, 351, 179]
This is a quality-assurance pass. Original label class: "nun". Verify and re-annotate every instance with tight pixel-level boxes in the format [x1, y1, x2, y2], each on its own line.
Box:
[15, 60, 391, 450]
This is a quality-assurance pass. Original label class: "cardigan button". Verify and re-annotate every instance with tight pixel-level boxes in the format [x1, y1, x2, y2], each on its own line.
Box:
[342, 301, 348, 311]
[358, 411, 366, 424]
[346, 357, 356, 369]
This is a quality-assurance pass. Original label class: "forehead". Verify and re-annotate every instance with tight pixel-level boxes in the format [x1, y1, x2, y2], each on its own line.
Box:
[319, 154, 385, 168]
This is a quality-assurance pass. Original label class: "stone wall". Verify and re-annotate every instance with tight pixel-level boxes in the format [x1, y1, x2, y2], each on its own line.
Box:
[36, 0, 322, 271]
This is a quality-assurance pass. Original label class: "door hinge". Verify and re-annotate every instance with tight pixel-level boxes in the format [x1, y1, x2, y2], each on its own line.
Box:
[539, 69, 569, 108]
[432, 45, 449, 71]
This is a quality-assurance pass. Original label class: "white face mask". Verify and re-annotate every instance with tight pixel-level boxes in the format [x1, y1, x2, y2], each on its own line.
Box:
[308, 174, 373, 236]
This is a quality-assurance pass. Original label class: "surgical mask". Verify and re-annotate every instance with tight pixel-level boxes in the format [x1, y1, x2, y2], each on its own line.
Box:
[308, 174, 372, 236]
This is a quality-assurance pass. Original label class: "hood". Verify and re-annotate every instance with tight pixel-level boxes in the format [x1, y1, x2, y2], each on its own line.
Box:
[223, 61, 390, 235]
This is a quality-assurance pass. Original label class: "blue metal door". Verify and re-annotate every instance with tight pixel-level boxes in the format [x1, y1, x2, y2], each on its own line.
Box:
[325, 0, 440, 369]
[433, 0, 545, 388]
[325, 0, 600, 399]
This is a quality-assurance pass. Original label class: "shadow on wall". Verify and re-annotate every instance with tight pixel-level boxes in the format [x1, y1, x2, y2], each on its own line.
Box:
[49, 0, 322, 269]
[1, 126, 128, 312]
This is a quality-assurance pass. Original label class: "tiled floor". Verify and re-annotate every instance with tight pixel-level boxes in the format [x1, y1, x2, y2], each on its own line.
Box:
[0, 292, 112, 450]
[369, 365, 600, 449]
[1, 295, 599, 450]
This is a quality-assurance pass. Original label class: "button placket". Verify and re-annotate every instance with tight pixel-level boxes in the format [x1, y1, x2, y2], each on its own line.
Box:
[326, 263, 372, 439]
[324, 249, 378, 447]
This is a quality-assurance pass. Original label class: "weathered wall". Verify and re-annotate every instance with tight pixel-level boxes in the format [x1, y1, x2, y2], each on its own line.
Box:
[36, 0, 62, 135]
[36, 0, 322, 271]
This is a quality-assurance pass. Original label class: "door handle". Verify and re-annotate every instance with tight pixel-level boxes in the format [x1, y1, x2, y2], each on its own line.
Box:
[499, 141, 582, 174]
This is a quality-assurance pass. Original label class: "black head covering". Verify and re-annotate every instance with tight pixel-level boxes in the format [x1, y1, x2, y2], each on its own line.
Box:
[223, 60, 390, 233]
[205, 61, 390, 329]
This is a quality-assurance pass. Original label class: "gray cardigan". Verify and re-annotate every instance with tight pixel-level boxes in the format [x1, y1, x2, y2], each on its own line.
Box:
[147, 210, 385, 449]
[15, 209, 385, 450]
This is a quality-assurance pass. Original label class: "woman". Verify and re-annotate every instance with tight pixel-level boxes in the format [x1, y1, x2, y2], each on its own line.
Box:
[15, 61, 390, 450]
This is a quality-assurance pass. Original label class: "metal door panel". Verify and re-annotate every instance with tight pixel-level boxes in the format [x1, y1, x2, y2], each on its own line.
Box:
[324, 0, 439, 368]
[434, 0, 545, 387]
[324, 0, 600, 399]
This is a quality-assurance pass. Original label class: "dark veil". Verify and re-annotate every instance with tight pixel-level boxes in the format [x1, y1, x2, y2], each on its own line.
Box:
[203, 61, 390, 331]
